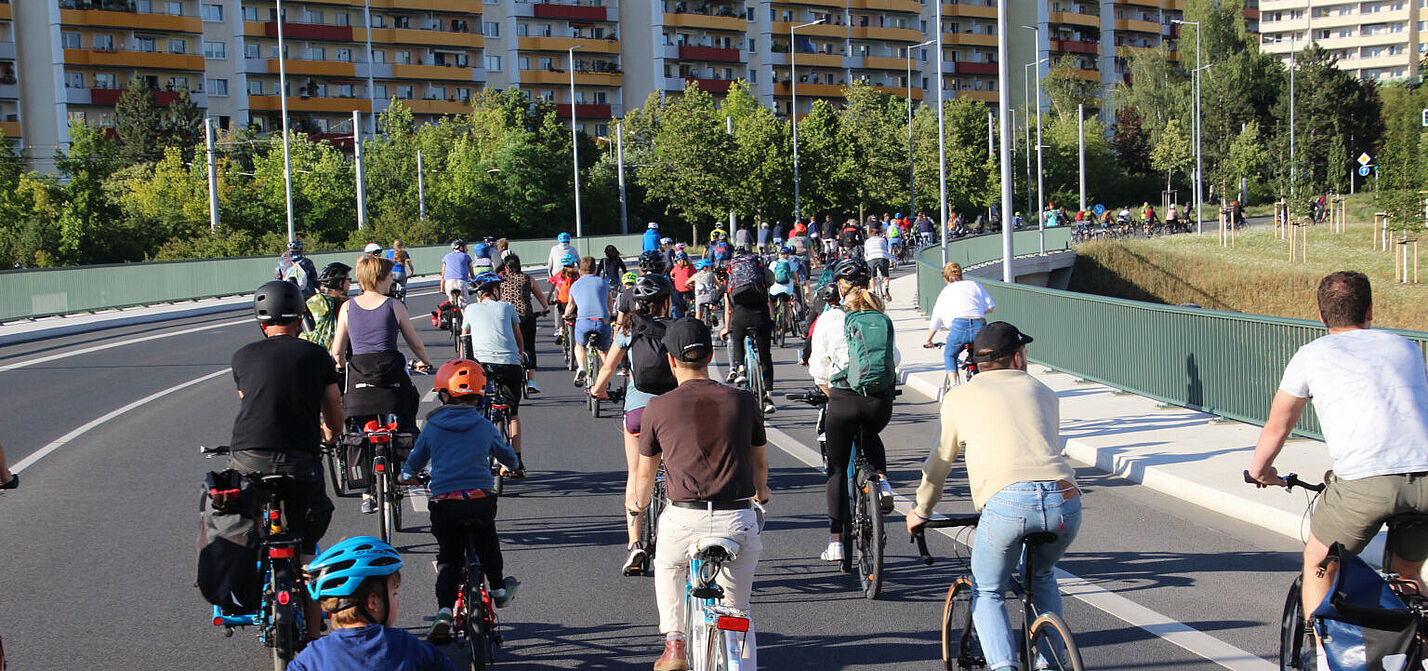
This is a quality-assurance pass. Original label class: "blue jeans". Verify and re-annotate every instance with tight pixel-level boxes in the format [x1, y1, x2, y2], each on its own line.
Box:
[573, 317, 611, 350]
[971, 481, 1081, 670]
[943, 318, 986, 372]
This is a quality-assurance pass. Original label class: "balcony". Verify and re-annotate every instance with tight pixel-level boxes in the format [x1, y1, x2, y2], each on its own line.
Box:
[80, 87, 198, 106]
[771, 21, 846, 38]
[0, 121, 18, 138]
[267, 58, 356, 77]
[1051, 39, 1099, 54]
[0, 83, 17, 100]
[249, 94, 372, 113]
[944, 32, 998, 47]
[663, 12, 745, 32]
[404, 98, 473, 115]
[64, 48, 205, 71]
[365, 0, 483, 11]
[850, 26, 922, 41]
[942, 3, 997, 19]
[263, 21, 355, 41]
[534, 3, 614, 22]
[773, 82, 845, 97]
[955, 89, 998, 102]
[858, 56, 907, 70]
[773, 51, 844, 67]
[1048, 11, 1101, 28]
[521, 69, 622, 86]
[361, 27, 484, 48]
[952, 61, 997, 75]
[851, 0, 921, 11]
[873, 85, 922, 100]
[1118, 0, 1162, 7]
[552, 103, 612, 118]
[677, 45, 742, 63]
[1115, 18, 1163, 33]
[59, 8, 202, 33]
[0, 4, 8, 20]
[517, 36, 620, 54]
[392, 63, 481, 81]
[684, 77, 734, 93]
[0, 43, 14, 60]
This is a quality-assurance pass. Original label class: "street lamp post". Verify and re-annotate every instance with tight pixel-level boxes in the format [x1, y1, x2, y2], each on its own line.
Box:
[935, 1, 949, 265]
[791, 18, 827, 224]
[568, 45, 583, 238]
[1023, 25, 1045, 254]
[906, 39, 936, 217]
[276, 0, 295, 243]
[1022, 56, 1047, 253]
[616, 120, 627, 234]
[1173, 19, 1202, 233]
[998, 0, 1014, 281]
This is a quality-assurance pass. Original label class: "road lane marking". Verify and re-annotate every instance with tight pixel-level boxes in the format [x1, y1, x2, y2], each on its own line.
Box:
[11, 368, 232, 473]
[761, 425, 1275, 671]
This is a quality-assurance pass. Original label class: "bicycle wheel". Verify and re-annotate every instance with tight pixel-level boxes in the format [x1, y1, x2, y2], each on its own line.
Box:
[744, 338, 765, 410]
[451, 320, 462, 355]
[390, 472, 404, 533]
[642, 478, 667, 573]
[1279, 576, 1316, 671]
[703, 626, 731, 671]
[375, 469, 392, 543]
[464, 584, 490, 671]
[269, 564, 299, 671]
[1028, 612, 1085, 671]
[855, 479, 885, 600]
[685, 591, 707, 671]
[774, 305, 787, 348]
[942, 578, 982, 671]
[491, 416, 508, 496]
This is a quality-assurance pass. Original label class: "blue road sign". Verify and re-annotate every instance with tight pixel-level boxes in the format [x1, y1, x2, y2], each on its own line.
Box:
[1359, 166, 1372, 177]
[1093, 204, 1106, 216]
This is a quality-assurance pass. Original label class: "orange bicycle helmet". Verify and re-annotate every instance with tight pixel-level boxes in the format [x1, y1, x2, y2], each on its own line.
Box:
[433, 359, 486, 397]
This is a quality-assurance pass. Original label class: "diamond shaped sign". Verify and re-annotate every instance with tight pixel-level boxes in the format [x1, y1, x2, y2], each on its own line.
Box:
[1358, 152, 1373, 166]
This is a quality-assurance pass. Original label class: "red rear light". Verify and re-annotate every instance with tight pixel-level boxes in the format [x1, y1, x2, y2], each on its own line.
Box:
[370, 434, 391, 444]
[269, 510, 280, 520]
[716, 616, 749, 632]
[373, 462, 386, 472]
[213, 616, 224, 626]
[269, 547, 296, 559]
[276, 590, 292, 605]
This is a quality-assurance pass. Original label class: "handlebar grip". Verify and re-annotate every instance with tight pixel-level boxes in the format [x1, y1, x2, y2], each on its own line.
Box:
[914, 530, 934, 566]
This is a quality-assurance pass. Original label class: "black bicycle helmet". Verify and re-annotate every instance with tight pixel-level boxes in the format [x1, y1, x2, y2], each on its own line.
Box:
[287, 239, 305, 254]
[817, 282, 841, 305]
[638, 250, 666, 274]
[317, 262, 351, 288]
[631, 274, 673, 302]
[451, 239, 465, 250]
[832, 258, 871, 287]
[253, 280, 305, 324]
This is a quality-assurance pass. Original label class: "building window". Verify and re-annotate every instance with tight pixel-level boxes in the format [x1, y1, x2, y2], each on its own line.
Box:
[482, 21, 501, 37]
[62, 32, 82, 49]
[375, 84, 388, 98]
[397, 85, 413, 99]
[371, 14, 385, 27]
[66, 72, 85, 89]
[335, 13, 349, 26]
[520, 56, 531, 70]
[748, 38, 756, 52]
[94, 34, 115, 50]
[138, 37, 157, 52]
[203, 41, 227, 59]
[750, 69, 757, 83]
[457, 87, 471, 100]
[306, 9, 324, 24]
[166, 1, 182, 15]
[486, 55, 503, 71]
[93, 72, 116, 89]
[242, 6, 259, 21]
[538, 56, 553, 70]
[336, 48, 352, 62]
[337, 83, 353, 97]
[373, 50, 386, 63]
[396, 50, 412, 64]
[596, 123, 609, 136]
[245, 43, 260, 59]
[310, 47, 325, 61]
[208, 78, 229, 96]
[594, 91, 607, 104]
[248, 79, 263, 95]
[518, 23, 529, 36]
[202, 4, 223, 21]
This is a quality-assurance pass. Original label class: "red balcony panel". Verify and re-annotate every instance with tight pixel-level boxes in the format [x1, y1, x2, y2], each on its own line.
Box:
[1243, 8, 1260, 19]
[954, 62, 998, 75]
[534, 4, 610, 21]
[264, 21, 353, 41]
[678, 45, 742, 63]
[90, 88, 122, 105]
[314, 132, 355, 149]
[1051, 39, 1098, 54]
[554, 103, 612, 119]
[686, 77, 732, 93]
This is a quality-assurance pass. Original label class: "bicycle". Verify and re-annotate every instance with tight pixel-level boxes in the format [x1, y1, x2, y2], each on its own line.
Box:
[788, 389, 892, 599]
[925, 342, 978, 396]
[560, 318, 576, 372]
[201, 445, 310, 671]
[914, 515, 1086, 671]
[449, 302, 465, 355]
[582, 327, 605, 418]
[1245, 471, 1428, 671]
[737, 327, 767, 417]
[771, 293, 797, 349]
[343, 415, 413, 543]
[450, 518, 504, 671]
[684, 535, 754, 671]
[478, 363, 516, 496]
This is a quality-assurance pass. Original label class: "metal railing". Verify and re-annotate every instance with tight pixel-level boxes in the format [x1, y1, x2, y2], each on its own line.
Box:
[914, 230, 1428, 439]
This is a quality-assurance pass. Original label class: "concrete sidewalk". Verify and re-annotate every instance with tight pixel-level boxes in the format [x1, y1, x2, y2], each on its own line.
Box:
[885, 271, 1332, 546]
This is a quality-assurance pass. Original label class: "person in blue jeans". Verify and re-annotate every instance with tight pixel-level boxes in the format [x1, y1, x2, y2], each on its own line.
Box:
[908, 322, 1080, 671]
[924, 262, 995, 372]
[565, 256, 612, 387]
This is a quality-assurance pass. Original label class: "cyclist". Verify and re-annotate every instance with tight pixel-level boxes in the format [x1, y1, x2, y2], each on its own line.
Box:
[231, 280, 343, 636]
[768, 246, 801, 324]
[807, 258, 899, 562]
[292, 536, 455, 671]
[722, 248, 777, 415]
[756, 222, 771, 253]
[1248, 271, 1428, 623]
[908, 322, 1079, 671]
[382, 240, 414, 298]
[627, 317, 769, 671]
[588, 275, 679, 575]
[704, 231, 733, 270]
[864, 223, 892, 301]
[597, 245, 628, 294]
[670, 252, 696, 320]
[277, 239, 319, 298]
[471, 237, 495, 267]
[550, 253, 579, 338]
[643, 221, 662, 253]
[399, 360, 522, 643]
[799, 282, 842, 366]
[924, 262, 995, 374]
[838, 219, 864, 258]
[612, 271, 640, 329]
[1165, 202, 1180, 231]
[441, 240, 475, 307]
[497, 255, 550, 394]
[886, 217, 904, 261]
[302, 262, 353, 351]
[565, 257, 612, 388]
[546, 232, 577, 283]
[462, 272, 529, 476]
[690, 260, 722, 324]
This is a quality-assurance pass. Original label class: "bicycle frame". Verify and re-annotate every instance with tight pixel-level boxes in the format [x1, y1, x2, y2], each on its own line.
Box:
[685, 551, 750, 671]
[453, 525, 501, 669]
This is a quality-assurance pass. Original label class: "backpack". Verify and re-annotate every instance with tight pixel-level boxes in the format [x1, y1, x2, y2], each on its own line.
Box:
[839, 226, 862, 248]
[195, 469, 261, 614]
[627, 315, 679, 394]
[772, 259, 793, 285]
[728, 255, 766, 308]
[832, 309, 896, 395]
[281, 257, 309, 291]
[710, 241, 731, 261]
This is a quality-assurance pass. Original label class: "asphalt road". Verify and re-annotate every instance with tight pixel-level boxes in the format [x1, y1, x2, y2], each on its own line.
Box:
[0, 274, 1303, 670]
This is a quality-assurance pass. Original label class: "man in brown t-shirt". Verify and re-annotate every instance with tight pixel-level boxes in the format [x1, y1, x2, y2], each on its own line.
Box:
[629, 317, 769, 671]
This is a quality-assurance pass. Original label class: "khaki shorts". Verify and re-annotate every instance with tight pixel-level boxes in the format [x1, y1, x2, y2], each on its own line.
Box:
[1310, 471, 1428, 561]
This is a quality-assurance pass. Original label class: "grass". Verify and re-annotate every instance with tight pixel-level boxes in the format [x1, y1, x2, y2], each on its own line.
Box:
[1241, 192, 1379, 223]
[1069, 221, 1428, 333]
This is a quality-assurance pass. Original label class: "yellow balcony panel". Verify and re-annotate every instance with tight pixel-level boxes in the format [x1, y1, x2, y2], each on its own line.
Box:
[520, 69, 622, 86]
[244, 20, 265, 37]
[362, 28, 483, 48]
[404, 99, 473, 115]
[957, 90, 998, 102]
[852, 0, 921, 12]
[392, 63, 479, 81]
[64, 48, 204, 71]
[1164, 0, 1186, 9]
[267, 58, 355, 77]
[851, 26, 922, 42]
[1120, 0, 1162, 6]
[365, 0, 482, 11]
[0, 121, 19, 137]
[774, 82, 845, 97]
[1072, 68, 1101, 81]
[663, 12, 746, 32]
[787, 52, 843, 67]
[874, 85, 922, 100]
[516, 36, 620, 54]
[60, 9, 202, 33]
[1049, 11, 1101, 27]
[249, 95, 372, 113]
[771, 21, 847, 38]
[776, 0, 847, 7]
[861, 56, 908, 70]
[945, 32, 999, 47]
[1115, 18, 1163, 33]
[942, 4, 997, 19]
[0, 5, 10, 19]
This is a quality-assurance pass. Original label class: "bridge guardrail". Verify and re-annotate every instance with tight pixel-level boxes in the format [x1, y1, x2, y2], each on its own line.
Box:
[913, 229, 1428, 440]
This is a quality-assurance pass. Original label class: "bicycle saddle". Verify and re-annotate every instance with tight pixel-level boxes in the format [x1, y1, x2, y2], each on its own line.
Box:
[1022, 531, 1059, 547]
[689, 537, 742, 562]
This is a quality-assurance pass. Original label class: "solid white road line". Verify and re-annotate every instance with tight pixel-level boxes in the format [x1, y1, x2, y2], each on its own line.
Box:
[761, 425, 1275, 671]
[11, 368, 233, 473]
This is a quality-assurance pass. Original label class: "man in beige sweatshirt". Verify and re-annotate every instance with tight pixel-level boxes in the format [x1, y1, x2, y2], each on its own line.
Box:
[907, 322, 1080, 671]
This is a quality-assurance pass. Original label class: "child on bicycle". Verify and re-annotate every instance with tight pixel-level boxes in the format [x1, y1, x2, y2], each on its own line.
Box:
[293, 536, 455, 671]
[398, 359, 521, 644]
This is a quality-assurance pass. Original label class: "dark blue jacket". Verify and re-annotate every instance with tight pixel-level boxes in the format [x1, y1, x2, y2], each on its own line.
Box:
[401, 404, 517, 496]
[288, 625, 455, 671]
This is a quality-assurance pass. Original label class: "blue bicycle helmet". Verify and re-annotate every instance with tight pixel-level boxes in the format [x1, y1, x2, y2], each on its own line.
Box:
[473, 271, 503, 294]
[305, 536, 403, 601]
[560, 253, 578, 267]
[557, 232, 572, 243]
[695, 259, 710, 270]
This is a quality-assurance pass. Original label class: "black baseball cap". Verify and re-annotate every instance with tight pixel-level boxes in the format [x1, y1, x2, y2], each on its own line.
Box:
[663, 317, 713, 363]
[971, 321, 1034, 363]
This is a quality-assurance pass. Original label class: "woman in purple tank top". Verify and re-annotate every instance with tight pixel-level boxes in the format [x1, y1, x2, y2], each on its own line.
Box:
[331, 256, 433, 371]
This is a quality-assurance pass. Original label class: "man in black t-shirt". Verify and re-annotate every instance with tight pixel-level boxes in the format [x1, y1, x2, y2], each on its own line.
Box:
[721, 253, 777, 415]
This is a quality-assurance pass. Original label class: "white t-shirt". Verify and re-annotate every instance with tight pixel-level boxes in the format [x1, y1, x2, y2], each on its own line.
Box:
[864, 236, 890, 261]
[928, 280, 996, 331]
[1278, 328, 1428, 480]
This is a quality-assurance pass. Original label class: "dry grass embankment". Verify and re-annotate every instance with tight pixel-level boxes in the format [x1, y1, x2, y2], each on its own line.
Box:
[1070, 223, 1428, 333]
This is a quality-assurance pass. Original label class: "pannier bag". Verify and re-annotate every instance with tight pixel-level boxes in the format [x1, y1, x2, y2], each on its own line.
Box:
[1311, 542, 1415, 671]
[195, 469, 261, 613]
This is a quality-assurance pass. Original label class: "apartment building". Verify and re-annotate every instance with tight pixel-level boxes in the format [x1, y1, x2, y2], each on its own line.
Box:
[1260, 0, 1417, 81]
[0, 2, 18, 144]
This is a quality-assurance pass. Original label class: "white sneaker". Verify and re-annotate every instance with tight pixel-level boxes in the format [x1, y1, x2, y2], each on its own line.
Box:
[526, 380, 542, 395]
[820, 541, 844, 562]
[878, 479, 895, 514]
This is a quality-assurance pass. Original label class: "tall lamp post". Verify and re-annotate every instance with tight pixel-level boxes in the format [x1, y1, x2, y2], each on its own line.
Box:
[906, 39, 936, 217]
[997, 0, 1015, 280]
[791, 18, 826, 224]
[276, 0, 294, 243]
[1022, 57, 1047, 250]
[1172, 19, 1202, 233]
[935, 0, 949, 264]
[1022, 24, 1046, 254]
[568, 44, 583, 238]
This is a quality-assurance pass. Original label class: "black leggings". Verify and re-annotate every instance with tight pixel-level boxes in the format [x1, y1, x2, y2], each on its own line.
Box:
[824, 387, 894, 534]
[519, 313, 538, 369]
[726, 311, 773, 392]
[431, 497, 503, 609]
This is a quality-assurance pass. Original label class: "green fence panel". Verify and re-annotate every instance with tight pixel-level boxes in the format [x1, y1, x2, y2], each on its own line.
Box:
[913, 231, 1428, 439]
[914, 228, 1073, 314]
[0, 233, 645, 322]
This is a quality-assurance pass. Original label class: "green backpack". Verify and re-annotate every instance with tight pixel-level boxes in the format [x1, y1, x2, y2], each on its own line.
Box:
[833, 309, 896, 395]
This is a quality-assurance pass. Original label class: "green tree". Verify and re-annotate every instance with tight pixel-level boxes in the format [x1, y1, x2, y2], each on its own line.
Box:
[165, 89, 204, 160]
[1150, 118, 1192, 194]
[1223, 119, 1268, 202]
[792, 100, 849, 219]
[1112, 106, 1153, 175]
[838, 82, 909, 220]
[54, 119, 125, 264]
[1113, 46, 1189, 142]
[643, 82, 736, 224]
[723, 80, 792, 223]
[1374, 83, 1428, 235]
[115, 77, 164, 165]
[1042, 56, 1100, 120]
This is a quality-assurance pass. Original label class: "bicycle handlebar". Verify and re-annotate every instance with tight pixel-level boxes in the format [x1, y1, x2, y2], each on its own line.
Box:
[1242, 469, 1325, 493]
[910, 515, 981, 565]
[786, 390, 828, 406]
[923, 342, 945, 349]
[200, 444, 232, 458]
